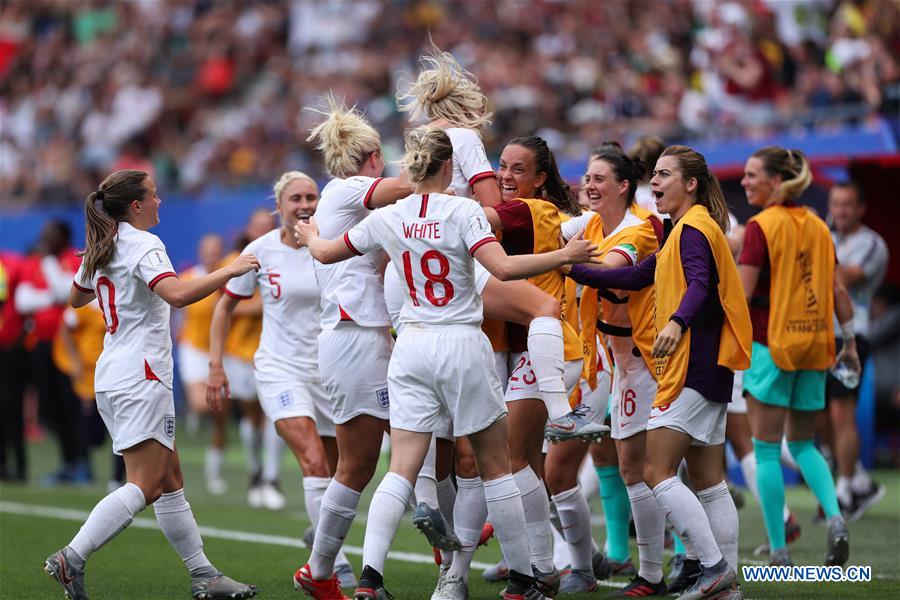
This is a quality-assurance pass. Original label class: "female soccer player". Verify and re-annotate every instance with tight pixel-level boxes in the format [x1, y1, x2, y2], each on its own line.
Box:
[738, 146, 856, 567]
[295, 125, 600, 600]
[293, 97, 415, 599]
[206, 171, 356, 588]
[45, 170, 259, 600]
[562, 144, 666, 596]
[568, 146, 753, 600]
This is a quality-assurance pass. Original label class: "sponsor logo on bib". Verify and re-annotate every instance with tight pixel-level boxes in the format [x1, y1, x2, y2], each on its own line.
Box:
[163, 416, 175, 438]
[376, 387, 389, 408]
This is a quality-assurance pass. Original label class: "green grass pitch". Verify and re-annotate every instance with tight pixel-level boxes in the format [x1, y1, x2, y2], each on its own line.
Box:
[1, 431, 898, 599]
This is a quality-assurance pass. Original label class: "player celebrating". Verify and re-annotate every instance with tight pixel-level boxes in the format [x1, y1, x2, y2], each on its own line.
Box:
[206, 171, 356, 588]
[568, 146, 753, 600]
[738, 146, 856, 567]
[293, 96, 415, 599]
[562, 143, 666, 596]
[44, 170, 259, 600]
[295, 125, 601, 600]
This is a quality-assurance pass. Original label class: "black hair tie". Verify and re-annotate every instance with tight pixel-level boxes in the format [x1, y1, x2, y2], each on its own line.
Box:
[95, 189, 105, 201]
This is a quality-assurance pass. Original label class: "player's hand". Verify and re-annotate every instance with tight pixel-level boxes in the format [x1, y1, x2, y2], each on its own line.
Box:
[652, 320, 683, 358]
[228, 253, 260, 276]
[205, 363, 230, 411]
[834, 339, 861, 374]
[562, 230, 602, 264]
[294, 216, 319, 247]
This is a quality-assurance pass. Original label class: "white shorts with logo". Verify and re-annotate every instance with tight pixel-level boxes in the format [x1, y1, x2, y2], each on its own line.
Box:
[255, 378, 336, 437]
[318, 325, 392, 424]
[177, 343, 208, 385]
[389, 324, 507, 438]
[504, 351, 582, 403]
[96, 380, 176, 455]
[726, 370, 747, 415]
[224, 354, 257, 401]
[646, 387, 727, 446]
[610, 354, 658, 440]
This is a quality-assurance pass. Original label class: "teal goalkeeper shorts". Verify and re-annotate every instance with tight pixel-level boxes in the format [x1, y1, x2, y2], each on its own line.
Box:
[743, 342, 826, 411]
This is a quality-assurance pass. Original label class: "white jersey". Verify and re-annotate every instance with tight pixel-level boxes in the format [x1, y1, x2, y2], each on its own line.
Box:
[446, 127, 495, 198]
[347, 192, 497, 327]
[314, 176, 391, 329]
[73, 222, 176, 392]
[225, 229, 322, 383]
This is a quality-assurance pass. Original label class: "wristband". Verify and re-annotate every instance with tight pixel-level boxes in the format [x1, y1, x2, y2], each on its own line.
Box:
[840, 321, 854, 341]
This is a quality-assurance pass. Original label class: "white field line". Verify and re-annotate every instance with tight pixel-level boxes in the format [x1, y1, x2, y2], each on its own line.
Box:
[1, 501, 891, 585]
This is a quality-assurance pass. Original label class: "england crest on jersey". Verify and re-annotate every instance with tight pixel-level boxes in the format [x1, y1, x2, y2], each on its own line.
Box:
[376, 387, 389, 408]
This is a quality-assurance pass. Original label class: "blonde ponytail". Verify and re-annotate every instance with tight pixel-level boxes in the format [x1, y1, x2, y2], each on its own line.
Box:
[401, 126, 453, 183]
[751, 146, 813, 203]
[306, 94, 381, 179]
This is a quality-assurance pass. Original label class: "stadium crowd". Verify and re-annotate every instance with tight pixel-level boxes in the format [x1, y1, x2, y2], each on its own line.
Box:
[2, 0, 899, 203]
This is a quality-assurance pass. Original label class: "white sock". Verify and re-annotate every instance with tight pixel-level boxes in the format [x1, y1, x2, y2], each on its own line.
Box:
[415, 439, 439, 509]
[436, 476, 457, 565]
[851, 461, 872, 493]
[696, 481, 739, 572]
[578, 456, 599, 503]
[626, 482, 665, 584]
[484, 474, 533, 578]
[69, 483, 146, 565]
[652, 477, 722, 568]
[154, 489, 217, 578]
[309, 479, 361, 580]
[836, 476, 853, 506]
[205, 447, 222, 482]
[527, 317, 570, 420]
[552, 486, 594, 571]
[739, 453, 761, 505]
[304, 476, 331, 528]
[238, 418, 261, 476]
[549, 503, 571, 570]
[448, 476, 487, 582]
[513, 466, 554, 573]
[262, 418, 283, 482]
[362, 472, 414, 575]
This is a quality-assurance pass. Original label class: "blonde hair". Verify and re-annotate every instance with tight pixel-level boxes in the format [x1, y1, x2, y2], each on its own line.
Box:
[751, 146, 813, 203]
[273, 171, 317, 203]
[401, 125, 453, 183]
[661, 145, 730, 234]
[306, 94, 381, 179]
[396, 46, 491, 130]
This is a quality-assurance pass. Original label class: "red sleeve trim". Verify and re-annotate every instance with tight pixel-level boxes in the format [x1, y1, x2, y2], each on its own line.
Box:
[73, 281, 93, 293]
[224, 288, 253, 300]
[468, 171, 496, 186]
[608, 248, 635, 266]
[344, 232, 363, 256]
[148, 272, 177, 290]
[363, 177, 385, 210]
[469, 236, 499, 255]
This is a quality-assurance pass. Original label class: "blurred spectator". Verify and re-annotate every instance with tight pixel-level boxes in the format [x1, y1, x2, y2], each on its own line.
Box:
[0, 0, 897, 203]
[0, 250, 29, 481]
[869, 283, 900, 452]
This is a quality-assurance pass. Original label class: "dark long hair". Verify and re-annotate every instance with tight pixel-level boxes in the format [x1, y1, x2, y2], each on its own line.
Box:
[507, 136, 582, 216]
[79, 170, 149, 278]
[660, 145, 729, 233]
[589, 141, 648, 207]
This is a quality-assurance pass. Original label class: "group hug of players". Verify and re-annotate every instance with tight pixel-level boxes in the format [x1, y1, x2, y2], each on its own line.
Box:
[43, 46, 860, 600]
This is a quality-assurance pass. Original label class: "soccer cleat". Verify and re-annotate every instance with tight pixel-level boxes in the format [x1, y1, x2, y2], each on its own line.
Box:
[608, 575, 667, 597]
[558, 568, 598, 593]
[544, 405, 610, 443]
[753, 512, 802, 555]
[707, 584, 744, 600]
[676, 559, 736, 600]
[768, 547, 793, 567]
[431, 569, 466, 600]
[44, 547, 88, 600]
[191, 573, 259, 599]
[482, 559, 510, 582]
[479, 522, 495, 546]
[247, 472, 264, 508]
[608, 558, 637, 578]
[845, 481, 886, 522]
[260, 480, 286, 510]
[334, 563, 358, 589]
[534, 566, 561, 598]
[413, 502, 463, 552]
[294, 564, 350, 599]
[824, 516, 849, 566]
[502, 573, 551, 600]
[592, 550, 614, 581]
[667, 555, 701, 594]
[206, 476, 227, 496]
[354, 565, 394, 600]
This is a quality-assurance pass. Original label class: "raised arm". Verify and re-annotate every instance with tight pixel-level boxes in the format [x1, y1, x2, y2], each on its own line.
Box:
[473, 231, 600, 281]
[294, 217, 358, 264]
[366, 175, 416, 209]
[154, 254, 259, 308]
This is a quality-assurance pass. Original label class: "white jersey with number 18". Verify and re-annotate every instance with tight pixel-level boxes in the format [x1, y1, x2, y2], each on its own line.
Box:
[346, 192, 497, 327]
